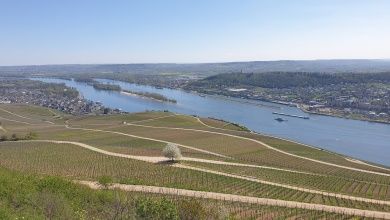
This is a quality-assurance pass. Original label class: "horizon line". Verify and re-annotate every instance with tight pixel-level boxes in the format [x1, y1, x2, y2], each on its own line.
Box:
[1, 58, 390, 67]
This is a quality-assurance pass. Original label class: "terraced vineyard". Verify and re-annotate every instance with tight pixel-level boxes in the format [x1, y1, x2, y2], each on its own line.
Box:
[183, 161, 390, 200]
[0, 104, 389, 219]
[0, 166, 360, 220]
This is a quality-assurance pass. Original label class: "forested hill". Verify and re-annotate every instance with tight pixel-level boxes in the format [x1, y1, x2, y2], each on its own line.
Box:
[2, 59, 390, 77]
[188, 72, 390, 89]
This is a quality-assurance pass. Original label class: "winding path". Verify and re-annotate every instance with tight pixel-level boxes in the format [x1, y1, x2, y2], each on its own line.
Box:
[196, 116, 390, 173]
[0, 107, 35, 121]
[16, 139, 390, 206]
[65, 124, 230, 159]
[77, 180, 390, 219]
[0, 108, 56, 126]
[131, 114, 176, 124]
[0, 116, 33, 125]
[123, 122, 390, 176]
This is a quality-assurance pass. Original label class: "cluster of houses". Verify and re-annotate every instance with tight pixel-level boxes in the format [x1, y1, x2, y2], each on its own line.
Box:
[0, 85, 120, 115]
[194, 83, 390, 122]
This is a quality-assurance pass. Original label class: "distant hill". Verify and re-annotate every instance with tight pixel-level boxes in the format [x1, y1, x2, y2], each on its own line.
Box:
[1, 59, 390, 77]
[188, 71, 390, 89]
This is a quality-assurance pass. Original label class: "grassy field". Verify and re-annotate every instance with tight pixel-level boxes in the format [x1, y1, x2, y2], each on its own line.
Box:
[1, 104, 390, 218]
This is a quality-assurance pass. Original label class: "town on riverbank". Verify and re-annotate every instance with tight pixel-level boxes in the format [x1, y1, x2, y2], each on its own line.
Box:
[0, 78, 122, 115]
[1, 62, 390, 124]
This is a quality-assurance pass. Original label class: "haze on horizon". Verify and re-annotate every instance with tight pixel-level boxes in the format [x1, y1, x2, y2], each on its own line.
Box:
[1, 0, 390, 66]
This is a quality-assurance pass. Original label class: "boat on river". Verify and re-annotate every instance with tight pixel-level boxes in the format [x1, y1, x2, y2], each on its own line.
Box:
[275, 117, 287, 122]
[273, 112, 309, 119]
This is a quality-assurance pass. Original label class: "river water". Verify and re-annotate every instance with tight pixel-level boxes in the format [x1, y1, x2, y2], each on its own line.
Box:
[33, 78, 390, 166]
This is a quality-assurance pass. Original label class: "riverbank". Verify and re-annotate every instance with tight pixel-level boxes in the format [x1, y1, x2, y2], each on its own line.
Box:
[188, 88, 390, 125]
[298, 104, 390, 125]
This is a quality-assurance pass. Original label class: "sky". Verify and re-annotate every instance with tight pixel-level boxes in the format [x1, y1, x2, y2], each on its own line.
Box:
[0, 0, 390, 65]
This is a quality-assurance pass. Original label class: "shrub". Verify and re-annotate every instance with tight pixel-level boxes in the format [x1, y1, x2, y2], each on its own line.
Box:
[98, 176, 113, 189]
[0, 132, 38, 141]
[0, 135, 8, 141]
[136, 197, 178, 220]
[178, 199, 207, 220]
[25, 132, 38, 140]
[34, 190, 73, 220]
[11, 134, 19, 141]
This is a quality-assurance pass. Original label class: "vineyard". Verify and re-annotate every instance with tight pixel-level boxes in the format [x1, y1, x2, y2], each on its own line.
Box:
[0, 141, 389, 213]
[183, 161, 390, 200]
[0, 104, 390, 219]
[0, 166, 363, 219]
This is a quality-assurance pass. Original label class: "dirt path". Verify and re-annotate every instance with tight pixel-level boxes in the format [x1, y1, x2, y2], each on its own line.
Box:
[0, 116, 33, 125]
[131, 114, 176, 124]
[21, 139, 167, 163]
[0, 126, 6, 132]
[47, 108, 63, 119]
[344, 157, 390, 172]
[174, 164, 390, 206]
[180, 157, 317, 176]
[15, 139, 390, 206]
[0, 107, 35, 121]
[123, 122, 390, 176]
[196, 117, 230, 130]
[0, 116, 63, 127]
[0, 107, 58, 125]
[65, 125, 230, 159]
[77, 180, 390, 219]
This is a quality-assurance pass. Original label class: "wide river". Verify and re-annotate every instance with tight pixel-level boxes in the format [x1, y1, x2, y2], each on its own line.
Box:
[34, 78, 390, 166]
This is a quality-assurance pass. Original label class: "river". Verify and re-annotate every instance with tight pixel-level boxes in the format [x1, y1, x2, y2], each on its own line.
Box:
[33, 78, 390, 166]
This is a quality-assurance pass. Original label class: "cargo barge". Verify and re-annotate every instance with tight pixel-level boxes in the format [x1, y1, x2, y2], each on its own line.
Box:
[272, 112, 310, 119]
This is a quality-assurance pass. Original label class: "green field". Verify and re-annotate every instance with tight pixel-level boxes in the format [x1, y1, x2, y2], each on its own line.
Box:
[1, 104, 390, 219]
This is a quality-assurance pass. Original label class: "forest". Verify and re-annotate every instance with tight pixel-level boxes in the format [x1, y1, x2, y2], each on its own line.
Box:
[189, 72, 390, 89]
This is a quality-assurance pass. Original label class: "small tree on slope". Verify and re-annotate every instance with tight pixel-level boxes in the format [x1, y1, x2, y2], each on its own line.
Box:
[163, 143, 182, 162]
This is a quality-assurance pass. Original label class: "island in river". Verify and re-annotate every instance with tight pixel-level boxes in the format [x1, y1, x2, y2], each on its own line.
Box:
[72, 78, 177, 103]
[121, 90, 177, 103]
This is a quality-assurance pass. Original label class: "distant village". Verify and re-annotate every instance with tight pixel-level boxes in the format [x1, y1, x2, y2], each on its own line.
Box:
[191, 83, 390, 123]
[0, 79, 121, 115]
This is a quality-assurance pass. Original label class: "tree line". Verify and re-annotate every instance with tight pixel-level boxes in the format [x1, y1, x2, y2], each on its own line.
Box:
[190, 72, 390, 89]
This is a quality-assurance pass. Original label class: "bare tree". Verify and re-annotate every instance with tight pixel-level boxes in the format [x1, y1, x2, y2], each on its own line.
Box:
[163, 143, 182, 162]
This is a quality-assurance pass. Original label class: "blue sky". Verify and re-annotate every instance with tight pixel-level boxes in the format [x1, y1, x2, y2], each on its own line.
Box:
[0, 0, 389, 65]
